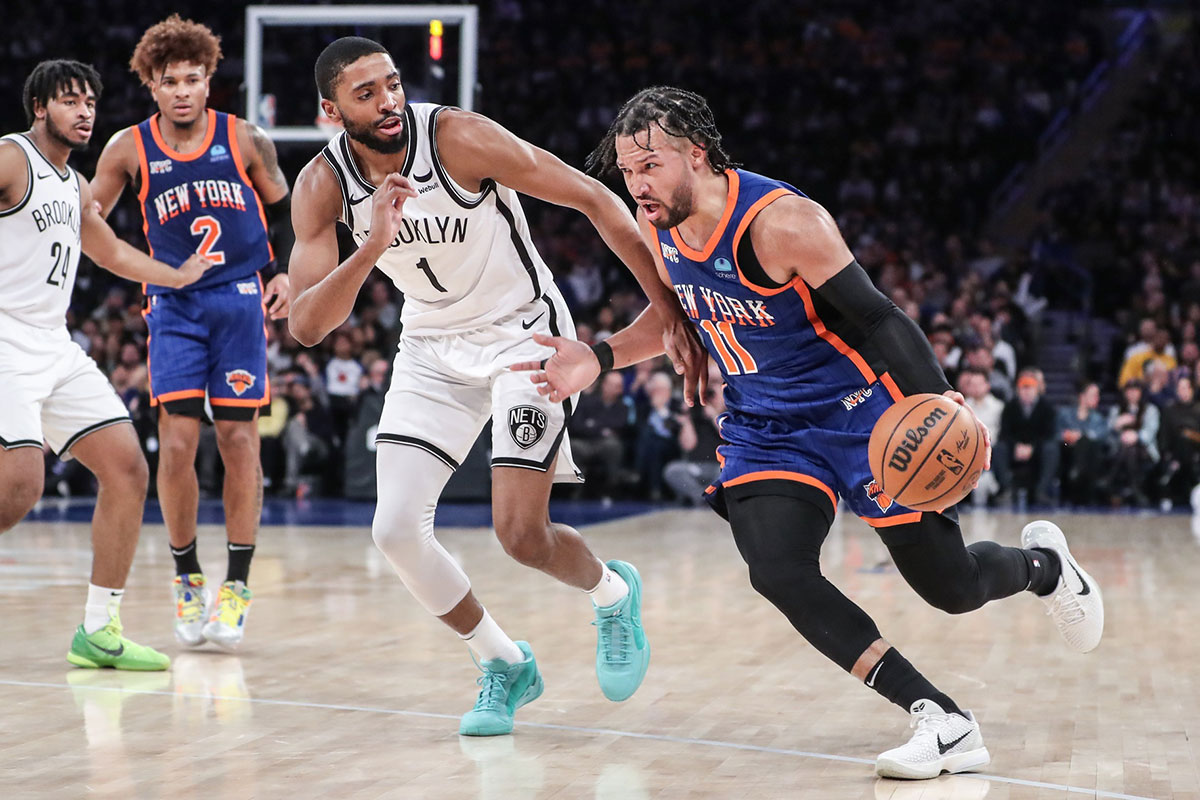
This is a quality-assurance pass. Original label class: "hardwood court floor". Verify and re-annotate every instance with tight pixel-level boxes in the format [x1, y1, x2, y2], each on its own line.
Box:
[1, 508, 1197, 799]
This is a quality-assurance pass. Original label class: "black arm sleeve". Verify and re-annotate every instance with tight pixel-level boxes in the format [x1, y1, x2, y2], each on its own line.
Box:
[812, 260, 952, 396]
[264, 194, 295, 274]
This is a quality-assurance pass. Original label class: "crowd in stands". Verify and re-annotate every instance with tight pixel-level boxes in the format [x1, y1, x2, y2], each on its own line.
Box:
[17, 1, 1200, 510]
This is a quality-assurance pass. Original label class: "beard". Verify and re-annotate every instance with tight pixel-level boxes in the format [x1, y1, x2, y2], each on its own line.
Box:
[343, 112, 407, 154]
[45, 115, 89, 152]
[644, 178, 695, 230]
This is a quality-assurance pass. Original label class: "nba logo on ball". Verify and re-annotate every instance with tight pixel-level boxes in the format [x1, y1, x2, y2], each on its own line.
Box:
[508, 406, 547, 449]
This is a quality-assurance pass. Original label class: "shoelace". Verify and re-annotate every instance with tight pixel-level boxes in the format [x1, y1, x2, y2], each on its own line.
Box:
[215, 590, 244, 625]
[592, 612, 632, 665]
[177, 587, 206, 623]
[1046, 584, 1086, 625]
[472, 669, 510, 712]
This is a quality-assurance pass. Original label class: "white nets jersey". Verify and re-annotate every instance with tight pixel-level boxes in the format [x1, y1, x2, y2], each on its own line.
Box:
[0, 133, 82, 329]
[320, 103, 558, 336]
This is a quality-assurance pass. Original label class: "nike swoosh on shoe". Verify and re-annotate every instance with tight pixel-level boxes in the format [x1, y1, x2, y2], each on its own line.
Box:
[937, 730, 970, 754]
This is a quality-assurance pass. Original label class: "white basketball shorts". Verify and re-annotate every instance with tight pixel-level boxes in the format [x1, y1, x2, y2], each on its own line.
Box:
[0, 310, 131, 459]
[376, 290, 582, 483]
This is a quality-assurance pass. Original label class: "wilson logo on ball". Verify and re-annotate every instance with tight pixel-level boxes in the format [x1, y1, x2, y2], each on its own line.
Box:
[887, 406, 948, 472]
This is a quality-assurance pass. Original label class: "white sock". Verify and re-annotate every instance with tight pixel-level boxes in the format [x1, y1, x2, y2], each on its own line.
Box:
[585, 562, 629, 608]
[83, 584, 124, 634]
[460, 610, 524, 665]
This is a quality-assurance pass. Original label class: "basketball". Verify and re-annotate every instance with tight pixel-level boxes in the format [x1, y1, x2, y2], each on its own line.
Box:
[867, 393, 986, 512]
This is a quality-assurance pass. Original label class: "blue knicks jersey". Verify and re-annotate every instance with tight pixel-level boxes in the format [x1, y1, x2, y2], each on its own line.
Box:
[133, 110, 272, 294]
[656, 169, 888, 423]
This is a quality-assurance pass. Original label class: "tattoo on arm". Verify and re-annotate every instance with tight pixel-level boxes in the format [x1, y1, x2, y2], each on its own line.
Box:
[250, 125, 289, 195]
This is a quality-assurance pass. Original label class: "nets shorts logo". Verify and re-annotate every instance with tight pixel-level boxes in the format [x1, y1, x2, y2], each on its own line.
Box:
[225, 369, 256, 396]
[508, 405, 547, 449]
[864, 480, 895, 512]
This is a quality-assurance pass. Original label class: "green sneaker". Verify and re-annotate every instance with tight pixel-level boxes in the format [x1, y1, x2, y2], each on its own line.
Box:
[593, 560, 649, 702]
[67, 614, 170, 671]
[459, 641, 543, 736]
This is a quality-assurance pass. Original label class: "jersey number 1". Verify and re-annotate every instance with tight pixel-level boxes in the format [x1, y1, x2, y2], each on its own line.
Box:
[415, 257, 448, 292]
[45, 242, 71, 288]
[190, 216, 226, 265]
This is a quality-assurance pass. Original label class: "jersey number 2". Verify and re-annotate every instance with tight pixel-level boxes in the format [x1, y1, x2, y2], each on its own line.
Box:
[45, 242, 71, 288]
[699, 320, 758, 375]
[190, 216, 226, 265]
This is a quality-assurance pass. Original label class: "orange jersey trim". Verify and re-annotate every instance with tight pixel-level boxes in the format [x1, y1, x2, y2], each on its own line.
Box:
[130, 126, 154, 262]
[861, 511, 923, 528]
[669, 169, 740, 262]
[722, 470, 837, 510]
[792, 279, 877, 385]
[227, 115, 275, 260]
[154, 388, 205, 404]
[730, 188, 799, 297]
[210, 397, 265, 407]
[880, 372, 904, 402]
[150, 109, 217, 162]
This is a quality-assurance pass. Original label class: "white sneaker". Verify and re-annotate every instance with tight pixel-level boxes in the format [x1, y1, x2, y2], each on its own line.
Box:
[173, 573, 210, 647]
[1021, 520, 1104, 653]
[201, 580, 252, 651]
[876, 700, 990, 779]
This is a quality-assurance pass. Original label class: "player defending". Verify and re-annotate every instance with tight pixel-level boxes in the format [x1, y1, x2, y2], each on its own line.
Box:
[520, 87, 1105, 778]
[91, 15, 296, 650]
[289, 38, 702, 736]
[0, 60, 210, 669]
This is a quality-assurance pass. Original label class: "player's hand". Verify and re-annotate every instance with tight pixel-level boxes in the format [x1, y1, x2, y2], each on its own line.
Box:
[175, 252, 213, 288]
[510, 333, 600, 402]
[661, 307, 709, 407]
[367, 173, 418, 249]
[942, 389, 991, 486]
[264, 272, 291, 319]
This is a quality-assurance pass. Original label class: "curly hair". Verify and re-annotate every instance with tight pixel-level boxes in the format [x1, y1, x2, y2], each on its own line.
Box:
[586, 86, 737, 176]
[129, 14, 222, 86]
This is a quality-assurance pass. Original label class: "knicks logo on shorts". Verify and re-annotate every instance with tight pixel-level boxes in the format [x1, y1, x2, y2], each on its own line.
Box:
[863, 480, 894, 513]
[508, 405, 547, 449]
[225, 369, 256, 396]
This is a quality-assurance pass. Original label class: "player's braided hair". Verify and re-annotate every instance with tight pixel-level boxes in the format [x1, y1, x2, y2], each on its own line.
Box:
[22, 60, 102, 126]
[586, 86, 737, 175]
[129, 14, 223, 86]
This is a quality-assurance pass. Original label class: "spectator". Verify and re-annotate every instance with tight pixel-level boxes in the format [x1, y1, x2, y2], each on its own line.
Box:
[1158, 374, 1200, 509]
[958, 366, 1004, 504]
[634, 372, 682, 500]
[1105, 381, 1160, 508]
[994, 369, 1059, 506]
[284, 372, 335, 497]
[964, 343, 1014, 402]
[1119, 327, 1177, 388]
[1057, 381, 1111, 507]
[568, 372, 636, 499]
[664, 367, 726, 506]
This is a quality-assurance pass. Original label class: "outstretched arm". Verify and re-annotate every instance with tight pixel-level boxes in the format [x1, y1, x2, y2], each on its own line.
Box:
[79, 176, 210, 288]
[436, 110, 708, 403]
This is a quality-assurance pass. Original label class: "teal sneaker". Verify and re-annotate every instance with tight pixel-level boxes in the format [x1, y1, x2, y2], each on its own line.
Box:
[67, 614, 171, 671]
[593, 560, 650, 701]
[459, 640, 543, 736]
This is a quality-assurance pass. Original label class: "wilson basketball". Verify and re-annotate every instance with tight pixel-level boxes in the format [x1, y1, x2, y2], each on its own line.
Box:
[867, 393, 986, 512]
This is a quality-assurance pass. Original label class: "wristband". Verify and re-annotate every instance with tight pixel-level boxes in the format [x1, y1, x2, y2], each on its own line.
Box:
[591, 340, 615, 372]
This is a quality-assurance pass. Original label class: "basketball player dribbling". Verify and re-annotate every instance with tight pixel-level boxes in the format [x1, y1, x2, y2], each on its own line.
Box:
[91, 15, 297, 650]
[288, 39, 705, 736]
[519, 87, 1105, 778]
[0, 60, 210, 670]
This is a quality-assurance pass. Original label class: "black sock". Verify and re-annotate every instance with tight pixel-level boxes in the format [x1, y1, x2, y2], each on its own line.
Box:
[1026, 547, 1061, 596]
[866, 648, 965, 718]
[226, 542, 255, 585]
[170, 538, 201, 576]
